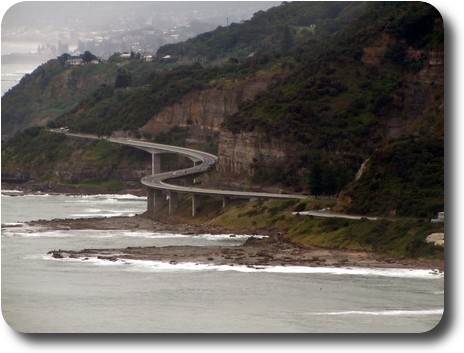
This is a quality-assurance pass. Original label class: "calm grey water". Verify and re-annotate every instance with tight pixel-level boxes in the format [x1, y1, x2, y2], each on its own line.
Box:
[1, 191, 444, 333]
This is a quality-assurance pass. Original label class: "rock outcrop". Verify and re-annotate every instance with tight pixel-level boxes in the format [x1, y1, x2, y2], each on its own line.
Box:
[216, 130, 291, 177]
[138, 70, 280, 145]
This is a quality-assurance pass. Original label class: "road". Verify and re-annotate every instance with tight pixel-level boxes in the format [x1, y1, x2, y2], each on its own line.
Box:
[59, 131, 307, 201]
[292, 211, 378, 221]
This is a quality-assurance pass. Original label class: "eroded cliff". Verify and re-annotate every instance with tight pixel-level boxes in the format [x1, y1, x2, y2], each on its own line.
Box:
[138, 70, 280, 146]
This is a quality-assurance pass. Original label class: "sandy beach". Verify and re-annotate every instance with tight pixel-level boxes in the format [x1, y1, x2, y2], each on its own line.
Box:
[30, 215, 444, 271]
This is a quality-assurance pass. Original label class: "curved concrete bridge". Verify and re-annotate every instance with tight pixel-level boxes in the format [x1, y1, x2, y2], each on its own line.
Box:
[59, 132, 307, 217]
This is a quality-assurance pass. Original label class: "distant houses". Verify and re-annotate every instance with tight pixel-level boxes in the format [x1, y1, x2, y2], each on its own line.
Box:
[65, 56, 100, 67]
[118, 51, 155, 61]
[65, 57, 84, 66]
[142, 54, 154, 61]
[119, 52, 131, 59]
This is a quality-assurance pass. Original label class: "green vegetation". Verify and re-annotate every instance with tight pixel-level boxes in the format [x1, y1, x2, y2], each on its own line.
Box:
[81, 140, 125, 164]
[53, 61, 263, 136]
[157, 2, 362, 61]
[342, 137, 444, 218]
[2, 1, 443, 219]
[162, 198, 443, 260]
[1, 128, 147, 185]
[287, 216, 443, 259]
[1, 128, 71, 170]
[2, 56, 119, 137]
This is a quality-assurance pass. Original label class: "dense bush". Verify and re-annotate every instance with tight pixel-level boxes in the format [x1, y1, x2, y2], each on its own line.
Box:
[344, 137, 444, 217]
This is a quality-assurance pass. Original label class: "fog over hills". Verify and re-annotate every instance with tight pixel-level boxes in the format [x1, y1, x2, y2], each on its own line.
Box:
[1, 1, 280, 93]
[2, 1, 280, 41]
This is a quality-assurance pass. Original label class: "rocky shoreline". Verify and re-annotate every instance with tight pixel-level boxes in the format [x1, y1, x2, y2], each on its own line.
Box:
[32, 215, 444, 272]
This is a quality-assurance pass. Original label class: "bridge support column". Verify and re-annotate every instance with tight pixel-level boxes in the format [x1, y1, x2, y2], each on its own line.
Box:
[147, 188, 154, 215]
[222, 196, 230, 209]
[192, 194, 201, 217]
[151, 153, 161, 175]
[153, 189, 164, 212]
[168, 191, 178, 215]
[147, 188, 164, 218]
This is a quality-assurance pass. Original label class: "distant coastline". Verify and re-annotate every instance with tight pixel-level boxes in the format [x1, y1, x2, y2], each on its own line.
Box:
[1, 40, 55, 95]
[1, 52, 51, 65]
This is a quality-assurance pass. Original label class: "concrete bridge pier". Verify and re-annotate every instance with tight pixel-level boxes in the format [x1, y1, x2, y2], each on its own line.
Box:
[168, 191, 178, 215]
[147, 188, 164, 217]
[222, 196, 230, 208]
[151, 153, 161, 175]
[192, 194, 201, 217]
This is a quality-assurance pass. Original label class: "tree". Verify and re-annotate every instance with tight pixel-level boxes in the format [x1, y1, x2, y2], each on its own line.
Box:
[309, 153, 324, 197]
[82, 50, 97, 63]
[114, 69, 132, 88]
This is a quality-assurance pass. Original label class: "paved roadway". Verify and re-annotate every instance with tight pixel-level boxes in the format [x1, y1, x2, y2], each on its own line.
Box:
[59, 131, 307, 201]
[292, 211, 378, 221]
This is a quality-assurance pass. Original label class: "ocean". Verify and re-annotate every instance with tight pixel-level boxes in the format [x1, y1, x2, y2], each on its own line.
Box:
[1, 191, 444, 333]
[1, 41, 51, 95]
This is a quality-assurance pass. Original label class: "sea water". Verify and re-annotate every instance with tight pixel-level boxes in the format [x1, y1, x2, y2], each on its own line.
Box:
[1, 41, 50, 95]
[1, 191, 444, 333]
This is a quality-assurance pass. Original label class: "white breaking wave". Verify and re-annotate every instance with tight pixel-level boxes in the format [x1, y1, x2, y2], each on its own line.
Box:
[1, 189, 24, 195]
[75, 194, 146, 201]
[43, 255, 444, 278]
[195, 233, 268, 240]
[1, 224, 48, 237]
[260, 266, 444, 278]
[13, 230, 77, 238]
[21, 193, 53, 197]
[1, 222, 25, 226]
[309, 309, 444, 316]
[2, 228, 255, 242]
[69, 212, 137, 218]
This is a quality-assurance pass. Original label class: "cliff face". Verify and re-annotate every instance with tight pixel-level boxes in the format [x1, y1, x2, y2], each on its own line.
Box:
[217, 130, 291, 176]
[200, 130, 295, 192]
[210, 39, 444, 193]
[138, 71, 278, 145]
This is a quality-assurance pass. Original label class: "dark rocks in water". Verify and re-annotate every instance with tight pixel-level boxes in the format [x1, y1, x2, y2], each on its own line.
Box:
[51, 252, 63, 259]
[97, 255, 118, 262]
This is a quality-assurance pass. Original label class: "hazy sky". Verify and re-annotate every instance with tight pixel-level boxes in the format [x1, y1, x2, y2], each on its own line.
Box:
[2, 1, 281, 37]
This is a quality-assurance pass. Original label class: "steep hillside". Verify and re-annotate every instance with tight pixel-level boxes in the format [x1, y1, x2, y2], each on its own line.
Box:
[214, 1, 444, 217]
[1, 127, 192, 193]
[1, 2, 444, 217]
[1, 128, 149, 191]
[1, 54, 119, 138]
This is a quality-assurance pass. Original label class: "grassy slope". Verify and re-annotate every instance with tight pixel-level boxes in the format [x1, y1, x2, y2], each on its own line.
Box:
[155, 197, 443, 261]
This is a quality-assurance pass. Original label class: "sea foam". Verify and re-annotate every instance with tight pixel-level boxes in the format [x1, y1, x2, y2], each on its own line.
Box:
[44, 255, 444, 279]
[309, 309, 444, 316]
